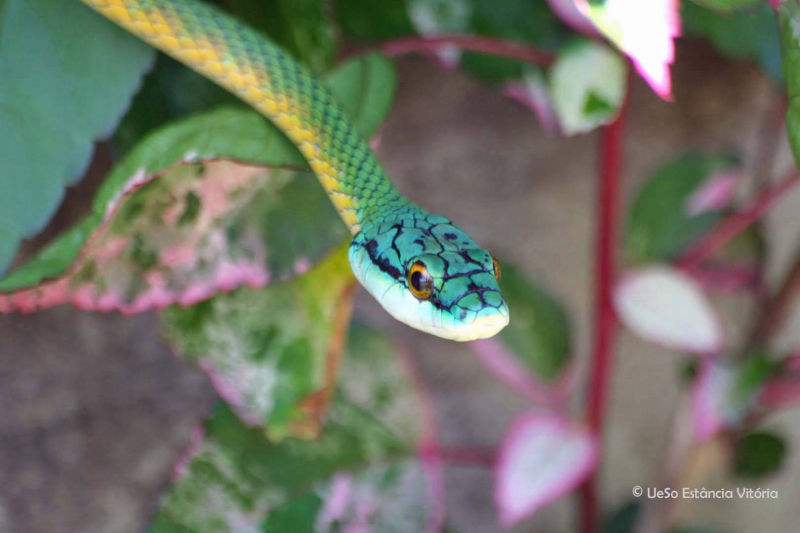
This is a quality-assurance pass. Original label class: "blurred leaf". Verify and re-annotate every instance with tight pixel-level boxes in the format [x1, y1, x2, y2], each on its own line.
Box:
[549, 40, 627, 135]
[625, 154, 737, 263]
[263, 462, 442, 532]
[151, 324, 443, 532]
[225, 0, 336, 74]
[408, 0, 473, 35]
[577, 0, 679, 98]
[495, 263, 571, 382]
[162, 245, 354, 440]
[460, 0, 571, 83]
[734, 430, 786, 479]
[0, 0, 154, 274]
[320, 53, 398, 140]
[112, 54, 241, 155]
[692, 0, 761, 11]
[603, 500, 641, 533]
[0, 54, 395, 294]
[149, 402, 407, 532]
[692, 353, 775, 441]
[335, 0, 417, 40]
[684, 0, 782, 82]
[614, 266, 723, 355]
[339, 324, 429, 445]
[780, 0, 800, 169]
[494, 411, 597, 527]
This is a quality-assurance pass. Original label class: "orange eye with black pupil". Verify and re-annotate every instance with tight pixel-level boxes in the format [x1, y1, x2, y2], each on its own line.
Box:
[492, 256, 501, 281]
[408, 262, 434, 300]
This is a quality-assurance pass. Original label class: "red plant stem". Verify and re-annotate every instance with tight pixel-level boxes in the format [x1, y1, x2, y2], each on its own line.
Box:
[677, 168, 800, 272]
[578, 82, 630, 533]
[380, 35, 555, 66]
[437, 446, 495, 466]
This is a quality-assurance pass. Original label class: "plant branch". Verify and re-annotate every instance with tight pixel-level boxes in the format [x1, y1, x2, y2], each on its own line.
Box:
[754, 242, 800, 341]
[437, 445, 495, 466]
[578, 75, 631, 533]
[677, 168, 800, 272]
[379, 35, 555, 67]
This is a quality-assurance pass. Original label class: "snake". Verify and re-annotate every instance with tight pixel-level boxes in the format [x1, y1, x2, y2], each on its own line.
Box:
[80, 0, 509, 341]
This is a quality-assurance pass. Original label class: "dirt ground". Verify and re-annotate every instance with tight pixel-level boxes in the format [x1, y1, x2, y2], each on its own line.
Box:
[3, 39, 800, 532]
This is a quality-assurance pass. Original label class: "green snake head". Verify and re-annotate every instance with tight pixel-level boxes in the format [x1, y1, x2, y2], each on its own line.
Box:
[349, 212, 509, 341]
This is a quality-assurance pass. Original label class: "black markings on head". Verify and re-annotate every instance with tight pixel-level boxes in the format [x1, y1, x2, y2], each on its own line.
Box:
[364, 239, 403, 279]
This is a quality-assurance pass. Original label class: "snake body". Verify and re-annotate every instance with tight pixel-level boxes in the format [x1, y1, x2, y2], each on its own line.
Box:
[81, 0, 509, 341]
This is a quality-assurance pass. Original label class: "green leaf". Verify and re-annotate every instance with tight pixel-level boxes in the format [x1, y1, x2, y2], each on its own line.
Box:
[683, 0, 782, 82]
[0, 54, 396, 293]
[780, 0, 800, 170]
[603, 501, 641, 533]
[734, 430, 787, 479]
[112, 54, 242, 156]
[150, 324, 439, 532]
[692, 0, 761, 11]
[225, 0, 336, 74]
[0, 0, 154, 274]
[460, 0, 570, 83]
[625, 154, 737, 263]
[549, 40, 627, 135]
[498, 263, 572, 381]
[335, 0, 416, 41]
[161, 245, 355, 441]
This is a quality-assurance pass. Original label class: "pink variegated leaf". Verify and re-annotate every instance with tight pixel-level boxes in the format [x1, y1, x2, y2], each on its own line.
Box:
[0, 160, 347, 315]
[614, 266, 723, 355]
[576, 0, 680, 100]
[685, 170, 740, 217]
[154, 325, 445, 532]
[494, 412, 597, 527]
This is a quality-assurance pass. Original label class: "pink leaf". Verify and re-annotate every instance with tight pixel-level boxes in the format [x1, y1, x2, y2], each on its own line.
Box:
[0, 160, 343, 315]
[576, 0, 680, 100]
[494, 412, 597, 527]
[614, 266, 723, 355]
[685, 170, 739, 217]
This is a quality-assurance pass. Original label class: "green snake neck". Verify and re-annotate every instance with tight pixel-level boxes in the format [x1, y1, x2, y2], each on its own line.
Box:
[81, 0, 410, 234]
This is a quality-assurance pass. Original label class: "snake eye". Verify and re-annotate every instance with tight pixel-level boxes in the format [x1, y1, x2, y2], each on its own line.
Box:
[491, 255, 501, 281]
[407, 261, 434, 300]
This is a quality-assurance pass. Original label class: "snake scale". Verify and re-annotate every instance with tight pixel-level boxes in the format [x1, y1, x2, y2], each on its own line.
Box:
[80, 0, 509, 341]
